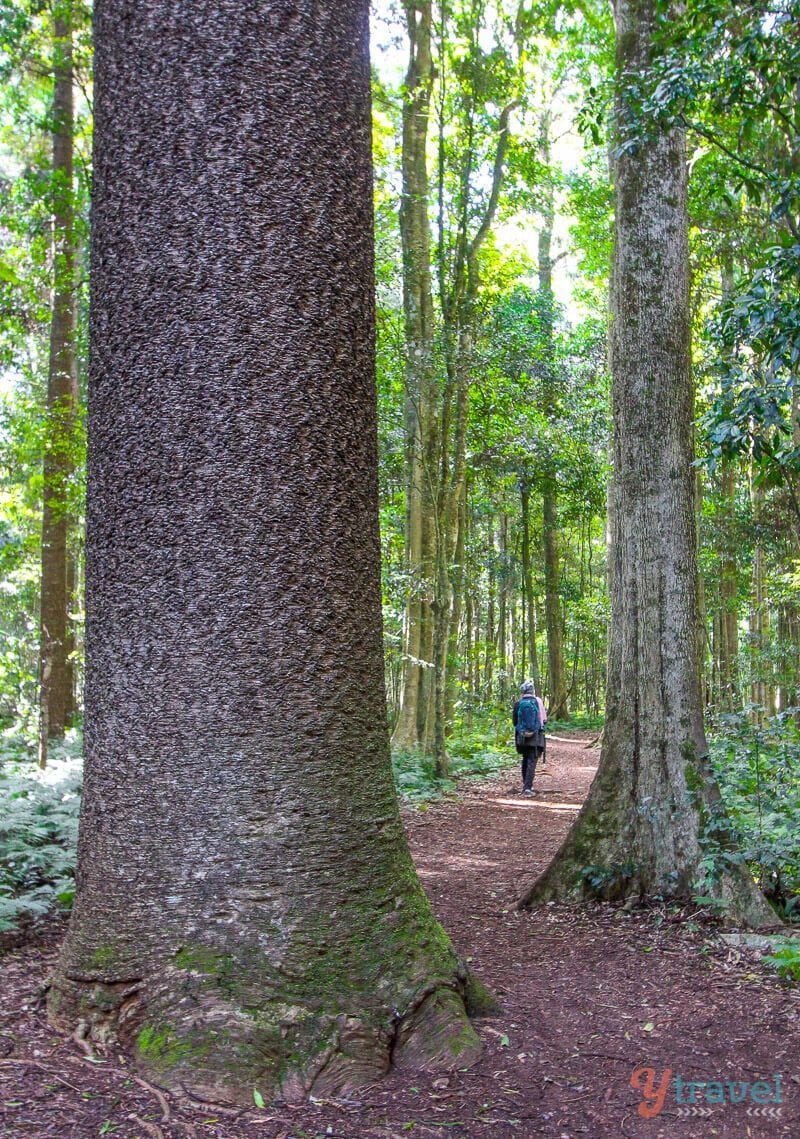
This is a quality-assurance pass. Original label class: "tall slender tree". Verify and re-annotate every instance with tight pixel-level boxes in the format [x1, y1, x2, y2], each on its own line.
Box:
[393, 0, 438, 753]
[38, 0, 79, 762]
[520, 0, 778, 925]
[49, 0, 483, 1102]
[536, 102, 569, 721]
[518, 469, 540, 684]
[715, 464, 740, 709]
[711, 253, 741, 711]
[750, 471, 775, 715]
[392, 1, 529, 768]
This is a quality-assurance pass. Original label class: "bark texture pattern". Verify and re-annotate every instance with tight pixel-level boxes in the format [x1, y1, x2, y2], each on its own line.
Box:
[49, 0, 479, 1102]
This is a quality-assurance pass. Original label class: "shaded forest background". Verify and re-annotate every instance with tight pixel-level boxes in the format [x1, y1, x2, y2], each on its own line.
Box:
[1, 0, 800, 932]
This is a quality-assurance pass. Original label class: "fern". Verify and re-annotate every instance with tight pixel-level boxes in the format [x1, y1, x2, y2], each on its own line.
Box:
[764, 938, 800, 984]
[0, 738, 82, 934]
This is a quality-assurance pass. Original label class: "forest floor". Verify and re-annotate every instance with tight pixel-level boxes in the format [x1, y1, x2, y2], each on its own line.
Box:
[1, 731, 799, 1138]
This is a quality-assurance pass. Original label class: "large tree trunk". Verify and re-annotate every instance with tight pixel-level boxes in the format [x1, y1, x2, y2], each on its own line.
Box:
[519, 0, 777, 927]
[392, 0, 437, 753]
[49, 0, 483, 1103]
[39, 5, 79, 762]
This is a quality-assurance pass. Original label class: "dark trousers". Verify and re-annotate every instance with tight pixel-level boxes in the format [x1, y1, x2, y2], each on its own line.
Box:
[520, 747, 541, 791]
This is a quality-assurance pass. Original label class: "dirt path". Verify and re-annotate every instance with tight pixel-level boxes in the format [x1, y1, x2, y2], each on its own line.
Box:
[2, 734, 799, 1137]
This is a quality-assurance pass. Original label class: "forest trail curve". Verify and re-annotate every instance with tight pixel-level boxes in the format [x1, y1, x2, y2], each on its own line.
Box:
[408, 731, 599, 908]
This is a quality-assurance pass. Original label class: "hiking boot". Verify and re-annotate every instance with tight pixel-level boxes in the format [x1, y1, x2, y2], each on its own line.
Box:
[521, 788, 533, 796]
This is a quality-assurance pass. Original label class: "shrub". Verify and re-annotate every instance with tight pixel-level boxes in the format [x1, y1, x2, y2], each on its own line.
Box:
[710, 709, 800, 921]
[391, 722, 512, 803]
[764, 937, 800, 983]
[0, 734, 82, 933]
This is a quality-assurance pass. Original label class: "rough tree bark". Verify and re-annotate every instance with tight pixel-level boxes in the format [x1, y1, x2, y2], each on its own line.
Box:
[519, 0, 778, 927]
[49, 0, 484, 1103]
[39, 3, 79, 762]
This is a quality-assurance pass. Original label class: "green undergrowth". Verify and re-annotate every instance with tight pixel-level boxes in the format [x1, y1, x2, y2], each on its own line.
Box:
[709, 708, 800, 924]
[763, 937, 800, 983]
[547, 713, 604, 733]
[392, 726, 512, 804]
[0, 731, 82, 934]
[392, 710, 605, 803]
[0, 726, 512, 932]
[0, 715, 591, 934]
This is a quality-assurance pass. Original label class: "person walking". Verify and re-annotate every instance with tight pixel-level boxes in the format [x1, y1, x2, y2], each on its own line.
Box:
[513, 680, 543, 795]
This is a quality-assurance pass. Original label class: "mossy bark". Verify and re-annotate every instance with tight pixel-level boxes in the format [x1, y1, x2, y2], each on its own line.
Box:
[519, 0, 778, 929]
[49, 0, 481, 1103]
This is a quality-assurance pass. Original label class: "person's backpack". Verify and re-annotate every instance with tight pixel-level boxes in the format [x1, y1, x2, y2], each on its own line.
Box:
[516, 697, 541, 745]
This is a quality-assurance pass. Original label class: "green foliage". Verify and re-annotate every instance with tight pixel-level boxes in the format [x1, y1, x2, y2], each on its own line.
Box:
[763, 938, 800, 983]
[0, 734, 81, 932]
[548, 713, 603, 732]
[0, 390, 44, 735]
[0, 0, 92, 732]
[392, 749, 454, 803]
[710, 711, 800, 920]
[579, 860, 638, 899]
[613, 0, 800, 496]
[392, 719, 511, 803]
[447, 727, 513, 780]
[700, 244, 800, 502]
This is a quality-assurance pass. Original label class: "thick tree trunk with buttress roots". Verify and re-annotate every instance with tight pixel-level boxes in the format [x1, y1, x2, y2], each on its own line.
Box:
[49, 0, 484, 1104]
[519, 0, 777, 928]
